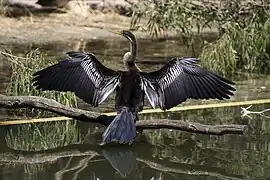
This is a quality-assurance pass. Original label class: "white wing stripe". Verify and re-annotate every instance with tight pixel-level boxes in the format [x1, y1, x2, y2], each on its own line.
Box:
[140, 76, 159, 109]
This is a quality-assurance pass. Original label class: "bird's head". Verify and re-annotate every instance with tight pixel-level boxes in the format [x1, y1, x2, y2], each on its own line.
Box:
[109, 30, 136, 43]
[110, 30, 139, 71]
[110, 30, 137, 61]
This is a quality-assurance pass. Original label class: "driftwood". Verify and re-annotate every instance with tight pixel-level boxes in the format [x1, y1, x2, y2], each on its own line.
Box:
[0, 144, 243, 180]
[0, 94, 248, 135]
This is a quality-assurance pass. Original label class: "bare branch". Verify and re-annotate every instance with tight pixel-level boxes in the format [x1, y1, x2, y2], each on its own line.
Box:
[0, 94, 107, 124]
[0, 94, 248, 135]
[241, 105, 270, 119]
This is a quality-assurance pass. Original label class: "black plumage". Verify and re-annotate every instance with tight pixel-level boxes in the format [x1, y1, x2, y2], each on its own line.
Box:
[33, 52, 121, 106]
[33, 30, 236, 145]
[140, 57, 235, 110]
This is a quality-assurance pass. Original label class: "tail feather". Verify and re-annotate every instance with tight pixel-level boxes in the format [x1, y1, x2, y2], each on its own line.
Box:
[102, 107, 136, 144]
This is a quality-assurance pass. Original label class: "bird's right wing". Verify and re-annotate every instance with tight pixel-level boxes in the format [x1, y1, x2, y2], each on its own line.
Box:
[33, 51, 122, 107]
[139, 57, 236, 110]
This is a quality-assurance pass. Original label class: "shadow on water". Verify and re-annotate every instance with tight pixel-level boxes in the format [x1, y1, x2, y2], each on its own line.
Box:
[1, 37, 270, 179]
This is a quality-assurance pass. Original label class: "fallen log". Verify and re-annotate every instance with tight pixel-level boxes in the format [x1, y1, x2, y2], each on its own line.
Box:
[0, 94, 248, 135]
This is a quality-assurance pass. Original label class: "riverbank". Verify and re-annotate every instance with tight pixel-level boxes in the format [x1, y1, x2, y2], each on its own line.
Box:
[0, 11, 138, 45]
[0, 10, 219, 45]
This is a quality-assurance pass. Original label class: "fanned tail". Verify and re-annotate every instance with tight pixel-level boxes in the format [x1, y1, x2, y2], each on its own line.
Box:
[102, 107, 136, 145]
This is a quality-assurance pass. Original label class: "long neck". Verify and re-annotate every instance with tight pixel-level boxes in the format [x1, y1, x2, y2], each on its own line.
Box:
[129, 38, 137, 61]
[125, 61, 141, 72]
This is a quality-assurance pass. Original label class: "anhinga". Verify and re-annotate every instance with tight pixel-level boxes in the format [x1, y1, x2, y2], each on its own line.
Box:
[33, 30, 236, 145]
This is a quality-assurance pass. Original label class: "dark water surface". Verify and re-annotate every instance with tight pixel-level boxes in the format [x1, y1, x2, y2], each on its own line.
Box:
[1, 38, 270, 180]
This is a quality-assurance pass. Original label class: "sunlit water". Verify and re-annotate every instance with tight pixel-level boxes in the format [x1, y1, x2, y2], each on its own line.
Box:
[0, 37, 270, 180]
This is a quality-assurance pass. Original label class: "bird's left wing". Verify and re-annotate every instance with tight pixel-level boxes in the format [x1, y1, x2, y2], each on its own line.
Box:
[139, 57, 236, 110]
[33, 51, 122, 107]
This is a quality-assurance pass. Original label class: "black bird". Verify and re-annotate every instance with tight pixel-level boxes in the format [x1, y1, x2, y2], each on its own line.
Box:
[32, 30, 236, 145]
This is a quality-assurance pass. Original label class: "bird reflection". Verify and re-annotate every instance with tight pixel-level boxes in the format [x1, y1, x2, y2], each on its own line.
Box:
[102, 147, 138, 178]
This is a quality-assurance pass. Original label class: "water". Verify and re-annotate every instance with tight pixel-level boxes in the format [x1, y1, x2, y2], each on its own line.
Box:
[1, 38, 270, 179]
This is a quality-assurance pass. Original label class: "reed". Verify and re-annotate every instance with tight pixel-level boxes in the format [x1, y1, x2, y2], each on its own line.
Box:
[5, 120, 81, 151]
[199, 30, 237, 76]
[2, 49, 77, 117]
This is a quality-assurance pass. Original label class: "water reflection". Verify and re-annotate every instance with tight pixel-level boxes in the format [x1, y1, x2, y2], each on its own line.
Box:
[1, 103, 270, 179]
[102, 147, 138, 178]
[0, 134, 244, 180]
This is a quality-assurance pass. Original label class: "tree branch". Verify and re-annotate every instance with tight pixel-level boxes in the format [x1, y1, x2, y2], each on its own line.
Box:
[0, 94, 248, 135]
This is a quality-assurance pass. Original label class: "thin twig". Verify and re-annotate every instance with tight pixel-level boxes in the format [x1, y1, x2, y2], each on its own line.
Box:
[0, 51, 33, 71]
[1, 51, 28, 60]
[241, 105, 270, 119]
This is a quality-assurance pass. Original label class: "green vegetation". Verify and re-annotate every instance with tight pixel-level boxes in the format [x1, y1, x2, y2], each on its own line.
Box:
[5, 120, 81, 151]
[200, 21, 270, 76]
[199, 31, 237, 76]
[2, 49, 77, 117]
[4, 120, 82, 177]
[129, 0, 270, 75]
[2, 49, 81, 154]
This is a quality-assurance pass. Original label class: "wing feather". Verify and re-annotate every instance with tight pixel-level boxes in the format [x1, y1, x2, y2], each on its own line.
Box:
[196, 77, 218, 99]
[33, 51, 121, 106]
[140, 57, 236, 110]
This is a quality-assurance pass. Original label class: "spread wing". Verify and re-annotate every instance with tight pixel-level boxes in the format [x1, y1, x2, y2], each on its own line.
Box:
[140, 57, 236, 110]
[33, 51, 122, 107]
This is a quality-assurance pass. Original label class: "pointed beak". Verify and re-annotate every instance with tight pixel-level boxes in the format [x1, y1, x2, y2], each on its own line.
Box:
[109, 30, 123, 36]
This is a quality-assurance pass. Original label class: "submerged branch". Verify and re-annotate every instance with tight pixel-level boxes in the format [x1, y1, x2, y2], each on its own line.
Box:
[0, 144, 243, 180]
[0, 94, 248, 135]
[137, 158, 242, 180]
